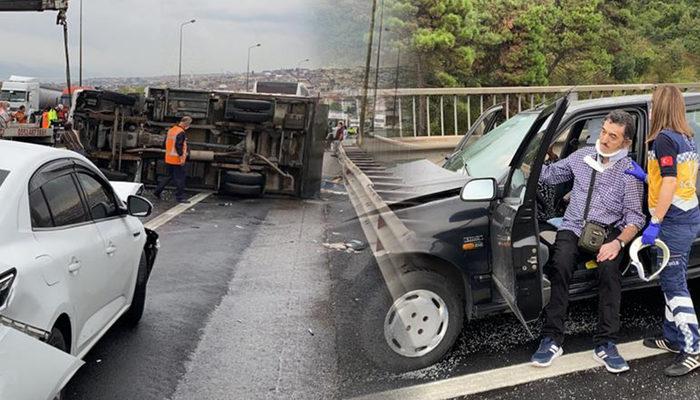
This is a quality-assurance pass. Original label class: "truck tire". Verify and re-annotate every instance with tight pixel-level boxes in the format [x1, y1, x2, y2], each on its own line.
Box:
[360, 269, 463, 372]
[122, 251, 148, 327]
[221, 182, 264, 197]
[222, 170, 266, 186]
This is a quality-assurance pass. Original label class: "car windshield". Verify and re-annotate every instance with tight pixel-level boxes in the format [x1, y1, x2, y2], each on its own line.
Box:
[0, 90, 27, 102]
[0, 169, 8, 188]
[443, 112, 540, 179]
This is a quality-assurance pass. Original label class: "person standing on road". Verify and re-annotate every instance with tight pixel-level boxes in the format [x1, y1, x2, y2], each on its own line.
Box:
[331, 121, 346, 155]
[625, 85, 700, 377]
[0, 102, 11, 128]
[530, 110, 645, 373]
[153, 116, 191, 203]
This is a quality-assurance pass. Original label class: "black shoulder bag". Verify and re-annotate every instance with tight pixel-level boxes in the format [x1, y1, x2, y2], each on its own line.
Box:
[578, 167, 607, 253]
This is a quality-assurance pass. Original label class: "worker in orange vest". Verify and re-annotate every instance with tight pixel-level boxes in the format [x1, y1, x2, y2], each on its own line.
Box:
[41, 107, 51, 128]
[12, 105, 27, 123]
[153, 116, 192, 203]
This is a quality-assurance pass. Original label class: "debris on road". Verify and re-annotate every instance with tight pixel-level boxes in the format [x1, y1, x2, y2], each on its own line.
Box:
[346, 240, 367, 251]
[235, 225, 245, 229]
[308, 328, 315, 336]
[322, 240, 367, 253]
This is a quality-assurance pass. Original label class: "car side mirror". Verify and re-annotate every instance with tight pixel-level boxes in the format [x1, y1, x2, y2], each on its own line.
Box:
[460, 178, 497, 202]
[127, 195, 152, 217]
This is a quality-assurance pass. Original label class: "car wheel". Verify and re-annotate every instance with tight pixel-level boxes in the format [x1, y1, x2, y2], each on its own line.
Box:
[222, 170, 266, 186]
[122, 251, 148, 327]
[47, 327, 67, 400]
[360, 269, 463, 372]
[220, 182, 264, 197]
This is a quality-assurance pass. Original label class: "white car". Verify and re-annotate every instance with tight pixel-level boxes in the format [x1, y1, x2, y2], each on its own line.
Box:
[0, 141, 158, 366]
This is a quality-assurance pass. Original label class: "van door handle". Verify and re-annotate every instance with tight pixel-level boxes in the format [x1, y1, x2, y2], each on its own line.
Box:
[68, 258, 81, 273]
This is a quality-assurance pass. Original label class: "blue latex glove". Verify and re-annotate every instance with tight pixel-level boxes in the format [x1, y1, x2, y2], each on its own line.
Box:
[642, 222, 660, 246]
[625, 160, 647, 183]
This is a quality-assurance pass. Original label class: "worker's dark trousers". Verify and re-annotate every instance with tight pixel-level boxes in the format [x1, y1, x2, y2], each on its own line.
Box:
[154, 164, 186, 201]
[541, 229, 623, 347]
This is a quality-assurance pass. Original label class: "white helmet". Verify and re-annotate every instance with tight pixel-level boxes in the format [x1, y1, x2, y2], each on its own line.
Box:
[629, 237, 671, 282]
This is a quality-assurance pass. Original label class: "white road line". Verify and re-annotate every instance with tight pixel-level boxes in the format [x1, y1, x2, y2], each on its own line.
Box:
[144, 192, 213, 230]
[350, 340, 667, 400]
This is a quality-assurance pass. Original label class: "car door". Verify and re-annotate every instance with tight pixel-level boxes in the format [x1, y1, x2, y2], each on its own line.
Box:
[28, 160, 106, 353]
[444, 104, 505, 166]
[489, 96, 569, 334]
[74, 167, 141, 319]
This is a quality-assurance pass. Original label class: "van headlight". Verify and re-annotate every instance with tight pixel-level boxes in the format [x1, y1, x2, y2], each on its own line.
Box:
[0, 269, 16, 308]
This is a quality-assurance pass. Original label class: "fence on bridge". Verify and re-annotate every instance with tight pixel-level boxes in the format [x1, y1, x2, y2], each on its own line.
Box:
[341, 83, 700, 162]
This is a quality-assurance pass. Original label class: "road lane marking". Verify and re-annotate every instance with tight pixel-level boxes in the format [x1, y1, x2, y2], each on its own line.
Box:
[350, 340, 667, 400]
[144, 192, 213, 230]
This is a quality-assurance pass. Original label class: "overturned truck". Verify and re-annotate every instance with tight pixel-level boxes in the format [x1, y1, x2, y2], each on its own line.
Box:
[69, 87, 327, 198]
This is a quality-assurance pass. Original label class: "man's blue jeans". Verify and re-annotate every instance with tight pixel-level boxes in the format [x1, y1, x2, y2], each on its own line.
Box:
[659, 222, 700, 354]
[154, 164, 186, 201]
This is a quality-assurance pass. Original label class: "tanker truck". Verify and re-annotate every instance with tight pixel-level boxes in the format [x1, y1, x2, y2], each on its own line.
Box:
[0, 75, 62, 117]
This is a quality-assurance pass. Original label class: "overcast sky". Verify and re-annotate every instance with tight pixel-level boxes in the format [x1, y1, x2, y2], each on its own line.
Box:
[0, 0, 344, 80]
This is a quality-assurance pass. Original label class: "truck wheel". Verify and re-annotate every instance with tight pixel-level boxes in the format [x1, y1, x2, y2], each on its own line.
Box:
[122, 251, 148, 327]
[221, 182, 264, 197]
[360, 269, 463, 372]
[222, 170, 266, 186]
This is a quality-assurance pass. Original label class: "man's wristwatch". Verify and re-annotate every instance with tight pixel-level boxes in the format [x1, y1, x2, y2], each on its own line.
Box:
[615, 238, 626, 249]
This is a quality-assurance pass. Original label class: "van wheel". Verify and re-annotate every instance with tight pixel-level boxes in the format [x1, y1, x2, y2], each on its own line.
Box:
[122, 251, 148, 327]
[47, 327, 67, 400]
[360, 269, 463, 372]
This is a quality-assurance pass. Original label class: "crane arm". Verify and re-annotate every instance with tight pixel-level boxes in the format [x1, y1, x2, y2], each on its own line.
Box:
[0, 0, 67, 11]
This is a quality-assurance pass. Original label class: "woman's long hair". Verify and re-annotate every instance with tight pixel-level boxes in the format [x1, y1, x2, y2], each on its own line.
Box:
[647, 84, 693, 143]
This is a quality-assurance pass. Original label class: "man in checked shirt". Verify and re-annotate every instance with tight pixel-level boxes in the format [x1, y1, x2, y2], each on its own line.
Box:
[530, 110, 645, 373]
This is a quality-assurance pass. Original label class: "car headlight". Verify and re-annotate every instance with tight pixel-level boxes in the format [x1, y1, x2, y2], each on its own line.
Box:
[0, 268, 16, 308]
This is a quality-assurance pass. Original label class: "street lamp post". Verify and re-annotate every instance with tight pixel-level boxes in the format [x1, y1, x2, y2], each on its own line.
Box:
[178, 19, 196, 87]
[246, 43, 261, 92]
[296, 58, 309, 81]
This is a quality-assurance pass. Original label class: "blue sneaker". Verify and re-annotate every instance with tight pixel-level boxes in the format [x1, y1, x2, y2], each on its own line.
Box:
[593, 342, 630, 373]
[531, 337, 563, 367]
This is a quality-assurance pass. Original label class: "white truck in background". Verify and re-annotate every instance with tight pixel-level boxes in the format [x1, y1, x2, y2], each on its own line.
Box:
[0, 75, 62, 117]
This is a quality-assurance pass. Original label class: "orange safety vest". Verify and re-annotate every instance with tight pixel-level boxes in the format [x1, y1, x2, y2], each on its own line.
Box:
[41, 111, 50, 128]
[164, 125, 187, 165]
[14, 111, 26, 123]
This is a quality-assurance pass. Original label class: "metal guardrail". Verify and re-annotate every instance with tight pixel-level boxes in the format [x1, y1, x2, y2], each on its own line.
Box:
[338, 145, 417, 294]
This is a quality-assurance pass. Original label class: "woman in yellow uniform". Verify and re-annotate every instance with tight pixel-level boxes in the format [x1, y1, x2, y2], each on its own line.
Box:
[626, 85, 700, 376]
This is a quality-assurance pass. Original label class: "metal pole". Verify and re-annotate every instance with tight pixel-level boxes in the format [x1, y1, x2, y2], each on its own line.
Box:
[453, 95, 458, 134]
[79, 0, 82, 86]
[358, 0, 378, 146]
[440, 96, 445, 136]
[412, 96, 417, 136]
[467, 96, 471, 129]
[426, 96, 431, 136]
[246, 43, 261, 92]
[398, 97, 403, 137]
[505, 94, 509, 119]
[178, 19, 195, 88]
[371, 0, 385, 130]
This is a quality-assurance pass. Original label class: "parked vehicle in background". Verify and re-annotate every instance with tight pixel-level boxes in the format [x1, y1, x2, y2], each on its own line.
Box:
[0, 76, 62, 117]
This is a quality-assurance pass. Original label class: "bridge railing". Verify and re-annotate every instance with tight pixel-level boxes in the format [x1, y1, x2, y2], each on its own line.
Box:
[333, 83, 700, 163]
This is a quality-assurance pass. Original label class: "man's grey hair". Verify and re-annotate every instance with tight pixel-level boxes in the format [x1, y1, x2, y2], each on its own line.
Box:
[180, 116, 193, 125]
[605, 110, 635, 140]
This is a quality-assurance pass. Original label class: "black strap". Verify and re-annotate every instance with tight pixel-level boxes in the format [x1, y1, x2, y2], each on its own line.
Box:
[582, 165, 597, 222]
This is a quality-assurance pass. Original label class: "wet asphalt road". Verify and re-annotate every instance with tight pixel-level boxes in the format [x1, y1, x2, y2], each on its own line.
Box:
[60, 184, 700, 399]
[64, 193, 274, 400]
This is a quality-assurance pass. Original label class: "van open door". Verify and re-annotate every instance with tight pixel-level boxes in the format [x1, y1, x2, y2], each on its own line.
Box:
[489, 96, 569, 335]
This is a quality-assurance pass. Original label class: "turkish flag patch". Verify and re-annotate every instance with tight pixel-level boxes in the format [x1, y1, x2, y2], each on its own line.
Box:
[660, 156, 674, 167]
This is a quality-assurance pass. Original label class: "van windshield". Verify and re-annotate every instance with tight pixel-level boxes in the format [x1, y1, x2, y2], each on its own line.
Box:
[443, 112, 540, 179]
